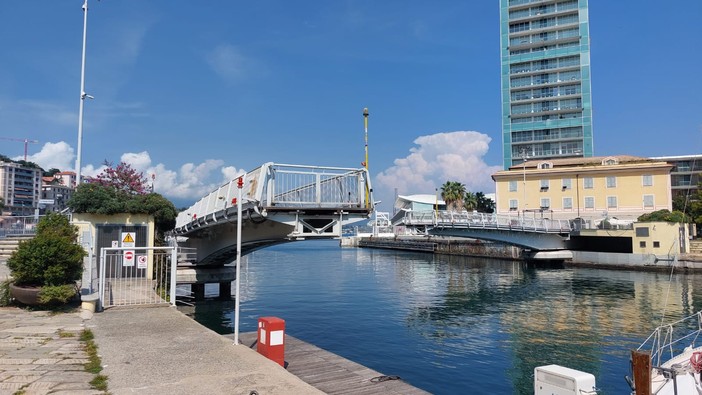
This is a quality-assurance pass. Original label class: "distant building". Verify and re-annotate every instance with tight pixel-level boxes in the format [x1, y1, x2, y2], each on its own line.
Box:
[499, 0, 594, 169]
[492, 155, 673, 222]
[650, 155, 702, 201]
[40, 184, 73, 213]
[0, 161, 42, 216]
[54, 171, 77, 188]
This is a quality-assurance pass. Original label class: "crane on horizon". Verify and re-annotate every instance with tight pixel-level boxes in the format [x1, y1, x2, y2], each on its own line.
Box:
[0, 137, 39, 161]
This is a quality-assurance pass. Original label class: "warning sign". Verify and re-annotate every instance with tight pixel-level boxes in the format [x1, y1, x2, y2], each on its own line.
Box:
[124, 250, 135, 267]
[137, 255, 147, 269]
[121, 232, 136, 248]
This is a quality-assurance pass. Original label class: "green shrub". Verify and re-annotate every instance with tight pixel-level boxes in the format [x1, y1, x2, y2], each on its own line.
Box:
[7, 213, 86, 287]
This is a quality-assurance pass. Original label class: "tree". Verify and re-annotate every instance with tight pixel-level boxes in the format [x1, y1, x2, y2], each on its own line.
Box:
[93, 161, 149, 195]
[7, 212, 86, 304]
[475, 192, 495, 213]
[637, 209, 688, 223]
[463, 192, 478, 211]
[441, 181, 466, 211]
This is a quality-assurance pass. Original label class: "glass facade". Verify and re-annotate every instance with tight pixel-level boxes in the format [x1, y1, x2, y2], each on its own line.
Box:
[500, 0, 594, 169]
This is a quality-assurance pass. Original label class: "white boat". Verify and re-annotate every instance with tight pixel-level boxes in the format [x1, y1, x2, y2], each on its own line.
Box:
[534, 311, 702, 395]
[626, 311, 702, 395]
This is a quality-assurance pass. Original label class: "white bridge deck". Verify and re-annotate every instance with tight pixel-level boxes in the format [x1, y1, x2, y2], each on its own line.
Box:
[398, 210, 572, 233]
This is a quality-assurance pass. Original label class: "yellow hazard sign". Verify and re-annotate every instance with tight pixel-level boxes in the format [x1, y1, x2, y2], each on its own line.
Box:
[121, 232, 136, 248]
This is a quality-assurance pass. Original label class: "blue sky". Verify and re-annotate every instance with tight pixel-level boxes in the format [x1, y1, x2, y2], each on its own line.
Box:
[0, 1, 700, 211]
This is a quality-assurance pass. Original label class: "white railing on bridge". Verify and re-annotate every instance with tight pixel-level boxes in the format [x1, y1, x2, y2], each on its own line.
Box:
[175, 162, 371, 229]
[399, 210, 572, 233]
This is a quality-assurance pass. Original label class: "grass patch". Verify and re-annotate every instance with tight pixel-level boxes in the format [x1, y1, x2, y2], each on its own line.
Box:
[90, 374, 108, 391]
[58, 330, 75, 338]
[80, 329, 108, 390]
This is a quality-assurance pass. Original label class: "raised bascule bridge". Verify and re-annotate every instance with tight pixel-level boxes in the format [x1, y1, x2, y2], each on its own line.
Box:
[170, 162, 373, 296]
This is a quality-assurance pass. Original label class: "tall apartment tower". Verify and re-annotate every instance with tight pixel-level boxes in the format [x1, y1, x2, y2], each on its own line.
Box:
[499, 0, 594, 169]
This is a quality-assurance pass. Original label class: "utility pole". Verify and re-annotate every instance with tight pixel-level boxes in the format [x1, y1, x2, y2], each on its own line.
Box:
[76, 0, 93, 185]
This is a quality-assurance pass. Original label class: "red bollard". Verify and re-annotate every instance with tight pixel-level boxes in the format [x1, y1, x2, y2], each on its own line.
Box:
[257, 317, 285, 367]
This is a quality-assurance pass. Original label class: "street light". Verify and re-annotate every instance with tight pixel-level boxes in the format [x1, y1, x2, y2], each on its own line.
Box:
[520, 146, 530, 217]
[75, 0, 92, 185]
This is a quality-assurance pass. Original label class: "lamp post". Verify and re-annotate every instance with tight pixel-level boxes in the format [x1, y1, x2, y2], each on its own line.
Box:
[75, 0, 93, 185]
[520, 147, 530, 217]
[234, 176, 243, 345]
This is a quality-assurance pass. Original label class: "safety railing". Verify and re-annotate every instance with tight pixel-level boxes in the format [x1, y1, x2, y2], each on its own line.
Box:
[637, 311, 702, 369]
[99, 247, 177, 310]
[399, 210, 572, 233]
[0, 215, 43, 238]
[175, 162, 371, 229]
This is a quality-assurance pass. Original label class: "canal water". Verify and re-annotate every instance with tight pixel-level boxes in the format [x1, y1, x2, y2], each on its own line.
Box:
[179, 240, 702, 394]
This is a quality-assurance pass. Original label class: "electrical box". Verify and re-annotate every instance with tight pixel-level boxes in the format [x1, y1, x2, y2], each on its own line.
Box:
[534, 365, 596, 395]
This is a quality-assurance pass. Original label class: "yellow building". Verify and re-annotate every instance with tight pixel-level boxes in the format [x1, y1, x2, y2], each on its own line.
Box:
[492, 155, 673, 222]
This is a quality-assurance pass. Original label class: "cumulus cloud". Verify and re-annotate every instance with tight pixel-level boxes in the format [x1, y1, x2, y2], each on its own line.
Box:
[205, 44, 254, 84]
[374, 131, 502, 208]
[22, 142, 245, 204]
[22, 141, 75, 170]
[119, 151, 245, 201]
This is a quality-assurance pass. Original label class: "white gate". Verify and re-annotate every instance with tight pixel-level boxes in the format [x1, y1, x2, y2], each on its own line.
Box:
[99, 247, 177, 310]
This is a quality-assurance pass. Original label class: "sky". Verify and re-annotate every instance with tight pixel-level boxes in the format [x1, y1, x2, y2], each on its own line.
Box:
[0, 1, 700, 211]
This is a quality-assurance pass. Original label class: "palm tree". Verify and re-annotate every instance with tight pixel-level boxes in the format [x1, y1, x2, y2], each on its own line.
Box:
[463, 192, 478, 211]
[441, 181, 466, 211]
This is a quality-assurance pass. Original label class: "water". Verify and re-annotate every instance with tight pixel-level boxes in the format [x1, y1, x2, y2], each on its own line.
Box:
[180, 240, 702, 394]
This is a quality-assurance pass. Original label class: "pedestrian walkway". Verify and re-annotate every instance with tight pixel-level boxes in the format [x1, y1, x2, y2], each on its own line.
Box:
[0, 307, 97, 395]
[89, 306, 323, 395]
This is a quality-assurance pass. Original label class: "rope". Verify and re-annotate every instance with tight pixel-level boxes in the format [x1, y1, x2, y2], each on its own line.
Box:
[370, 375, 401, 383]
[691, 352, 702, 373]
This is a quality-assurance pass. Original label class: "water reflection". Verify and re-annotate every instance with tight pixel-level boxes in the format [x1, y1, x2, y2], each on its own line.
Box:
[179, 240, 702, 395]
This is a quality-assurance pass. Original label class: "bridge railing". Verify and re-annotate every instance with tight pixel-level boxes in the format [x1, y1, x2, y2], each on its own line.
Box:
[263, 163, 369, 209]
[399, 210, 572, 233]
[175, 163, 371, 229]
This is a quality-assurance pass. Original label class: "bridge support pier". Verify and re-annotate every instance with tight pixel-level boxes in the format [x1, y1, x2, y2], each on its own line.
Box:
[219, 282, 231, 298]
[192, 284, 205, 299]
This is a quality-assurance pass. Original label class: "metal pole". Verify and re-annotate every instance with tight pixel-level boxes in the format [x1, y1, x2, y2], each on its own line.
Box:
[76, 0, 89, 185]
[522, 150, 527, 217]
[363, 108, 369, 208]
[234, 176, 243, 345]
[169, 247, 177, 306]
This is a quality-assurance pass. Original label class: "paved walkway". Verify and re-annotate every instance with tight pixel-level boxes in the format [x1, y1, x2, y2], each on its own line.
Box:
[0, 308, 98, 395]
[89, 306, 323, 395]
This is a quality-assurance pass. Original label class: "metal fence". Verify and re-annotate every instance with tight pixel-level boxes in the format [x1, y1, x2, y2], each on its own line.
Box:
[0, 215, 42, 238]
[99, 247, 177, 310]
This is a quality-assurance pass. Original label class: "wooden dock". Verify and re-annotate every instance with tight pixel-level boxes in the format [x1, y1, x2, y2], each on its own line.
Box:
[231, 332, 431, 395]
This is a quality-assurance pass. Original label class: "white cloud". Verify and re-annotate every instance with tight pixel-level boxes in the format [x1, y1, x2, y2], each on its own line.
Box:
[374, 131, 502, 208]
[119, 151, 245, 201]
[24, 142, 245, 203]
[205, 44, 254, 84]
[22, 141, 75, 170]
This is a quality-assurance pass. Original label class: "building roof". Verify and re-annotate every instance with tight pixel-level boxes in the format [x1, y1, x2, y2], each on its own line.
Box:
[394, 194, 445, 207]
[508, 155, 650, 171]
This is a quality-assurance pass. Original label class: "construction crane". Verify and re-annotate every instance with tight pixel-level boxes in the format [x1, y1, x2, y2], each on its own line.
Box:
[0, 137, 39, 161]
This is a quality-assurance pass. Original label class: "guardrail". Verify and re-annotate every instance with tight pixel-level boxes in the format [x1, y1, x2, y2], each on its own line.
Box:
[399, 210, 572, 233]
[175, 162, 371, 229]
[0, 215, 43, 238]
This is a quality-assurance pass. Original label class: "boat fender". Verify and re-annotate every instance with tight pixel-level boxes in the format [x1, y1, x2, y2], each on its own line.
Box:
[690, 351, 702, 372]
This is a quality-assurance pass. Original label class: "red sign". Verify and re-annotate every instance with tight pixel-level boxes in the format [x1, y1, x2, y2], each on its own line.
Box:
[124, 250, 135, 266]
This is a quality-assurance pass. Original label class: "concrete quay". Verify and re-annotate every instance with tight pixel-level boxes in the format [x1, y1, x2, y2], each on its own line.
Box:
[90, 306, 323, 395]
[0, 308, 98, 395]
